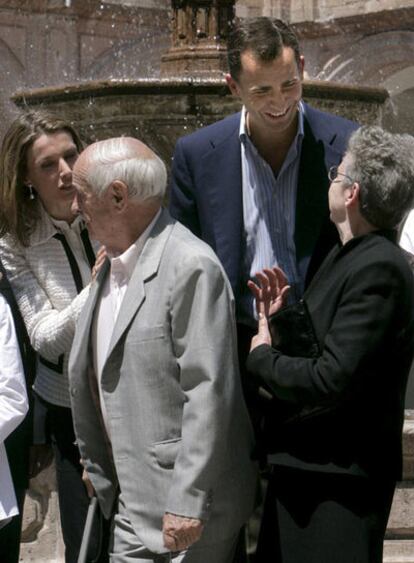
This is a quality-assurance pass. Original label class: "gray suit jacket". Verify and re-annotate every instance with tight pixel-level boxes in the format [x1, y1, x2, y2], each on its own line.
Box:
[69, 209, 258, 553]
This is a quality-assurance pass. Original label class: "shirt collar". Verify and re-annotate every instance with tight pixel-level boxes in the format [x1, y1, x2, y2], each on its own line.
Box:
[51, 214, 84, 235]
[28, 203, 84, 247]
[109, 208, 161, 284]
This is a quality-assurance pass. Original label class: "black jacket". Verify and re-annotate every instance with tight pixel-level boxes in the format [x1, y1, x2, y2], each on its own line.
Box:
[247, 231, 414, 481]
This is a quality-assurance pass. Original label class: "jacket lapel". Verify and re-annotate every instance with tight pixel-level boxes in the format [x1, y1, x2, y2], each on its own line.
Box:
[295, 106, 343, 284]
[105, 209, 174, 360]
[69, 259, 110, 384]
[200, 115, 244, 295]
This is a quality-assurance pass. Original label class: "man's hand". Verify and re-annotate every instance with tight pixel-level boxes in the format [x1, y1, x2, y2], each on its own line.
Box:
[92, 246, 107, 281]
[81, 464, 95, 498]
[162, 512, 204, 552]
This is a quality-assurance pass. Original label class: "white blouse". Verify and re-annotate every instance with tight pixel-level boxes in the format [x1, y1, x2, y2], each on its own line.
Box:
[0, 293, 28, 523]
[400, 210, 414, 254]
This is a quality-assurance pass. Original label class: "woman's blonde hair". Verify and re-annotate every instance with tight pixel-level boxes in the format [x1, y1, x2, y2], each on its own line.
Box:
[0, 110, 83, 246]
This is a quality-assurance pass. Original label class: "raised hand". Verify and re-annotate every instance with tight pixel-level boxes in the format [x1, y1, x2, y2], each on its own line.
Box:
[248, 267, 290, 351]
[248, 267, 290, 318]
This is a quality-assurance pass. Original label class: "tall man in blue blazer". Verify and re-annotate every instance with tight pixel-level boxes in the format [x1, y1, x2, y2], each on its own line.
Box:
[169, 18, 359, 418]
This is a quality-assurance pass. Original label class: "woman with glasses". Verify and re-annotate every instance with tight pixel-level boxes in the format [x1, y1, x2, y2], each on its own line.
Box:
[247, 126, 414, 563]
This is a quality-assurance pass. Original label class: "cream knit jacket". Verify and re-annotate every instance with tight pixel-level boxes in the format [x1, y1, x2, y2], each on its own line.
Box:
[0, 206, 94, 407]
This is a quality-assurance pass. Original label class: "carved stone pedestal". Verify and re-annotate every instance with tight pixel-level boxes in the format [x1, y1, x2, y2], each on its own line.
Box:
[161, 0, 236, 77]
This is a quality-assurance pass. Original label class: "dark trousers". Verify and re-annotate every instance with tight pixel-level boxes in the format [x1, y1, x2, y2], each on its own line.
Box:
[256, 466, 396, 563]
[47, 403, 109, 563]
[0, 486, 25, 563]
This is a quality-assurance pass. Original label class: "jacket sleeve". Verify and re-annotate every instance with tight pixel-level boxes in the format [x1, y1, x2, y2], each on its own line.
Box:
[169, 139, 202, 238]
[0, 236, 90, 361]
[247, 258, 409, 406]
[0, 296, 28, 443]
[165, 251, 240, 521]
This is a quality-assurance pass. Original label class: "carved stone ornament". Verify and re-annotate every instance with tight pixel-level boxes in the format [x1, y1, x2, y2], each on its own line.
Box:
[161, 0, 236, 78]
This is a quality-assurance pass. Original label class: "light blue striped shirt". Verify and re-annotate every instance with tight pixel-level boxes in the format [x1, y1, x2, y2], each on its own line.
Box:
[239, 103, 305, 326]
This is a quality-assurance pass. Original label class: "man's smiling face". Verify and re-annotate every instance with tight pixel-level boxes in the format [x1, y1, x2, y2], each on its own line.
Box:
[227, 46, 304, 139]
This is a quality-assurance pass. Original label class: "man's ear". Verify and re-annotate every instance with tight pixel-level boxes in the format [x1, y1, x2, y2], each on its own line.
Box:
[225, 73, 240, 97]
[298, 55, 305, 80]
[345, 182, 360, 209]
[109, 180, 128, 210]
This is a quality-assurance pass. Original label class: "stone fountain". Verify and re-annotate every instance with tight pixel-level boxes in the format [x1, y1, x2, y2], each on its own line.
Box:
[12, 1, 413, 561]
[12, 0, 388, 169]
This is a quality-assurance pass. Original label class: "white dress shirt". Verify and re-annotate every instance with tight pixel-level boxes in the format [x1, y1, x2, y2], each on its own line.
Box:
[239, 103, 305, 324]
[0, 294, 28, 525]
[92, 210, 161, 438]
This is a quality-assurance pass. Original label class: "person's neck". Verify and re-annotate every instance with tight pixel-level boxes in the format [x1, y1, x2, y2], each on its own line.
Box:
[337, 216, 377, 245]
[247, 113, 298, 173]
[50, 212, 76, 226]
[106, 206, 160, 255]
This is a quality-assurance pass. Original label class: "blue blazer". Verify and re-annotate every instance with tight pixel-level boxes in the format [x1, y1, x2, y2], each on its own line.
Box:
[169, 103, 359, 298]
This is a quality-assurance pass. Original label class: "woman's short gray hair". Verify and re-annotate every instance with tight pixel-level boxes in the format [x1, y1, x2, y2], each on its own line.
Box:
[345, 126, 414, 229]
[85, 137, 167, 202]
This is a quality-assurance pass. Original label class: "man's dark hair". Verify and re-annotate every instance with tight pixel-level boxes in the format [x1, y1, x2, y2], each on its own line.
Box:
[227, 17, 301, 81]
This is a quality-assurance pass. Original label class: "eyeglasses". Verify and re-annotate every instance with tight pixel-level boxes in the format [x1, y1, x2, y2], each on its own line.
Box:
[328, 165, 355, 184]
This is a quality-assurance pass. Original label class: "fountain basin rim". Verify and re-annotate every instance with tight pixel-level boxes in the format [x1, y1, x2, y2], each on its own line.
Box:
[12, 78, 389, 106]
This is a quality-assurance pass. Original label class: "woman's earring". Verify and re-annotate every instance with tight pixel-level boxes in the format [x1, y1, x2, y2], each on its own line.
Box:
[27, 184, 35, 200]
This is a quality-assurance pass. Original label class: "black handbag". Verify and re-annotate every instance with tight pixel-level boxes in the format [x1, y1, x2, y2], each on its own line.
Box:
[268, 299, 320, 358]
[265, 300, 337, 426]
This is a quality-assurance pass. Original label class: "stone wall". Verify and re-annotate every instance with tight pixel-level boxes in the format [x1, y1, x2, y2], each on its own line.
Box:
[0, 0, 170, 138]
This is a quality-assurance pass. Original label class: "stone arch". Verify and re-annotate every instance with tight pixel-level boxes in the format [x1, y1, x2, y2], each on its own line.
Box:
[316, 30, 414, 87]
[315, 30, 414, 133]
[0, 36, 26, 139]
[382, 66, 414, 133]
[0, 35, 25, 93]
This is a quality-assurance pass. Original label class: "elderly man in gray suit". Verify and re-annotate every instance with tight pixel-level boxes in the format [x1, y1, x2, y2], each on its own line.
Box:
[68, 137, 258, 562]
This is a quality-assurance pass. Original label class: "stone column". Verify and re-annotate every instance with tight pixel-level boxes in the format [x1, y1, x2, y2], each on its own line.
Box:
[161, 0, 236, 77]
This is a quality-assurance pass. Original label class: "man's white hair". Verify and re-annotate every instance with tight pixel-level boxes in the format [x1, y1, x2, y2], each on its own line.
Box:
[85, 137, 167, 201]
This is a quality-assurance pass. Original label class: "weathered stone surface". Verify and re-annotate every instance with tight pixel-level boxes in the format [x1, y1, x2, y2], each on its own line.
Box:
[387, 483, 414, 537]
[403, 412, 414, 480]
[20, 462, 64, 562]
[383, 540, 414, 563]
[11, 77, 388, 172]
[161, 0, 236, 78]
